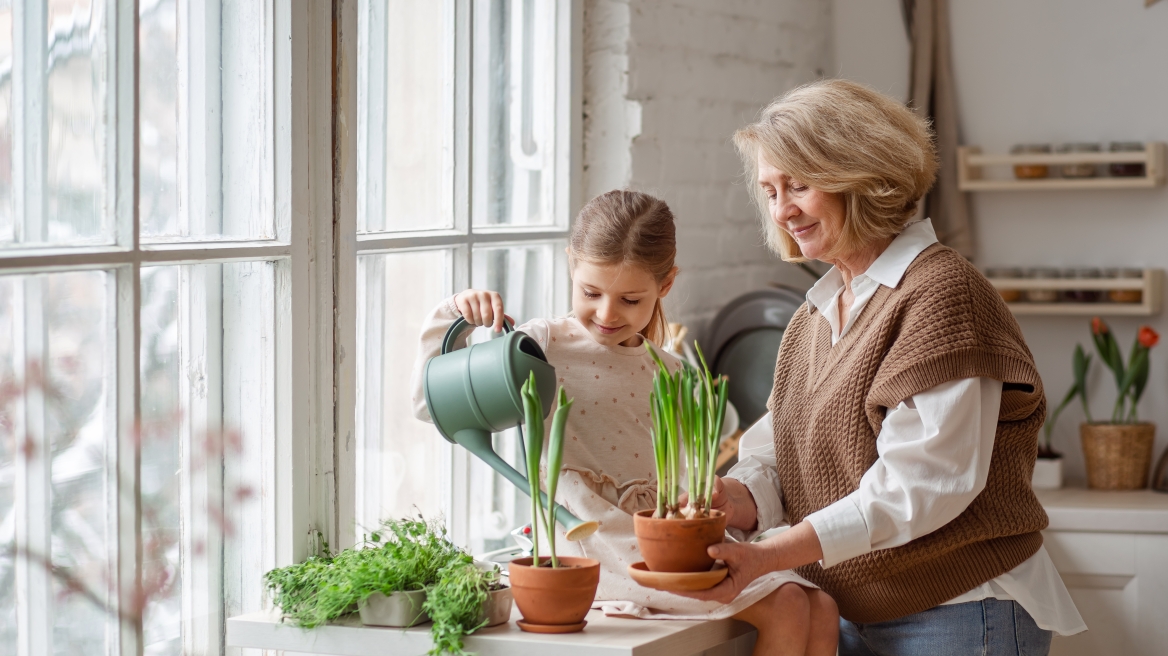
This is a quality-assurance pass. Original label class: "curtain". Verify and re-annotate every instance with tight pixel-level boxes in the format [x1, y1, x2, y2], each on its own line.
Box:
[902, 0, 975, 259]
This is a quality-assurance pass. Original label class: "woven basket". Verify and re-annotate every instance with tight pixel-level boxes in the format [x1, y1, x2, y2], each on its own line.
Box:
[1080, 423, 1155, 490]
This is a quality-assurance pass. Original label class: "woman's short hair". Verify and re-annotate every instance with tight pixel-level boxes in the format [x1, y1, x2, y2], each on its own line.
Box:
[733, 79, 938, 262]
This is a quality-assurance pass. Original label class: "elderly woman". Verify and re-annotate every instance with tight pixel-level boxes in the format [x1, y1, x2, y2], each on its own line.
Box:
[680, 80, 1085, 655]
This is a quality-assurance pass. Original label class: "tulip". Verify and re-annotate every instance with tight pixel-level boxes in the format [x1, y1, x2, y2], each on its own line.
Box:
[1138, 326, 1159, 349]
[1091, 316, 1108, 335]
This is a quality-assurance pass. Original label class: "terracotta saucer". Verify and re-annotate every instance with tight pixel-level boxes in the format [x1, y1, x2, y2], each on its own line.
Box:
[627, 561, 728, 592]
[515, 620, 587, 634]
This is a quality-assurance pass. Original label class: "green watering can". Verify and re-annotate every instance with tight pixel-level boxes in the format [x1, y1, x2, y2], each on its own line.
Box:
[423, 317, 599, 541]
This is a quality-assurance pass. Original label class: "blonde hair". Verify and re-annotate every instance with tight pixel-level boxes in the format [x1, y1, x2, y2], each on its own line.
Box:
[569, 190, 677, 346]
[733, 79, 938, 262]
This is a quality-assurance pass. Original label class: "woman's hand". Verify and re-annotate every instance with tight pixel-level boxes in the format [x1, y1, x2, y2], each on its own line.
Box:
[454, 289, 510, 332]
[672, 521, 825, 603]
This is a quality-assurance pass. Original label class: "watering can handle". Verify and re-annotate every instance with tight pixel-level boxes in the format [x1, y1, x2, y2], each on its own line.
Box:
[440, 316, 515, 355]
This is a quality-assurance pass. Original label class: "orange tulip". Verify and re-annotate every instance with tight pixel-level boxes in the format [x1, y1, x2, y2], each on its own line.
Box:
[1091, 316, 1108, 335]
[1138, 326, 1159, 349]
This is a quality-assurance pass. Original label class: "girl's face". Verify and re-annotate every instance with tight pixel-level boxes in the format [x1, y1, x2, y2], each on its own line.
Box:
[757, 154, 846, 262]
[570, 259, 677, 348]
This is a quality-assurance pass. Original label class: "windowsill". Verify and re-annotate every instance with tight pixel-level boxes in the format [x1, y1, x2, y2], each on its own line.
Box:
[227, 608, 756, 656]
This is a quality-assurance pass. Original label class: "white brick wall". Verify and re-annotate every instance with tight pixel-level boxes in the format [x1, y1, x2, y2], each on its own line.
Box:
[582, 0, 833, 337]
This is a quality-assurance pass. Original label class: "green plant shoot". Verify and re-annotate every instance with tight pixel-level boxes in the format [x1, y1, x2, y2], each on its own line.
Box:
[520, 372, 574, 568]
[646, 342, 728, 519]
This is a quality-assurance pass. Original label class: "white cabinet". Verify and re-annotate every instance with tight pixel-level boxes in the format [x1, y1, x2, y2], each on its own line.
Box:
[1037, 488, 1168, 656]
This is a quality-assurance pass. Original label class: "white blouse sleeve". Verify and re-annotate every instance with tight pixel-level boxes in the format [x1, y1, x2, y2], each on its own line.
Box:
[803, 377, 1004, 568]
[723, 412, 786, 542]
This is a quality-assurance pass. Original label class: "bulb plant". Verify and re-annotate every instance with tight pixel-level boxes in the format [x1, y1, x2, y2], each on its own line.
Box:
[519, 371, 574, 567]
[645, 342, 729, 519]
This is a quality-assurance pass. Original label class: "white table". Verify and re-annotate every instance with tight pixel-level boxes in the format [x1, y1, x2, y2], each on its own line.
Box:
[226, 608, 756, 656]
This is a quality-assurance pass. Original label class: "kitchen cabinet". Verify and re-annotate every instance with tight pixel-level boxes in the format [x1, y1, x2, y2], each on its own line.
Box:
[1037, 487, 1168, 656]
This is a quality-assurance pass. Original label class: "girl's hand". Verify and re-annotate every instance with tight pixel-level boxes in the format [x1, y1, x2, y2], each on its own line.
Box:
[454, 289, 509, 332]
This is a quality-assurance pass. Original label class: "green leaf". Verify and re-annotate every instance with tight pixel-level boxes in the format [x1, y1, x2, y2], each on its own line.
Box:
[545, 386, 573, 568]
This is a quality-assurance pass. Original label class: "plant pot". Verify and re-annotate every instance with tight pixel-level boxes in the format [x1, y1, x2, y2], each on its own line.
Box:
[358, 589, 430, 627]
[1081, 423, 1155, 490]
[1152, 446, 1168, 493]
[1032, 456, 1063, 490]
[507, 556, 599, 632]
[633, 509, 727, 573]
[476, 585, 513, 628]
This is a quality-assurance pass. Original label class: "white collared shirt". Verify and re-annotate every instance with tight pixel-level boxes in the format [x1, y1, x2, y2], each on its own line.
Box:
[726, 219, 1084, 635]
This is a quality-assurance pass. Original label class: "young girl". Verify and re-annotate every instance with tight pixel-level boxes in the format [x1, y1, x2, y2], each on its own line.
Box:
[410, 190, 837, 655]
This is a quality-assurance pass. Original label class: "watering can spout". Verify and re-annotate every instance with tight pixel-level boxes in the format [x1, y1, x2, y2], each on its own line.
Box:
[454, 429, 598, 541]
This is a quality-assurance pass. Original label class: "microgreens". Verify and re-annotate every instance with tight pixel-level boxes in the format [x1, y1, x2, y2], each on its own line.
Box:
[520, 372, 574, 567]
[423, 561, 505, 656]
[646, 342, 728, 519]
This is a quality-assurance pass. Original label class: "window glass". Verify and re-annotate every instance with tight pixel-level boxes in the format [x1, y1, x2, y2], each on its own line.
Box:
[474, 0, 557, 228]
[0, 276, 16, 653]
[356, 250, 452, 529]
[358, 0, 453, 234]
[0, 1, 13, 245]
[139, 1, 275, 242]
[45, 1, 109, 245]
[41, 271, 110, 654]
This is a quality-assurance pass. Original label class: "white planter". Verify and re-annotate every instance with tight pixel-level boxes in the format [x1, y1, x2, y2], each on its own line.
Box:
[358, 589, 429, 627]
[477, 586, 513, 627]
[1032, 457, 1063, 490]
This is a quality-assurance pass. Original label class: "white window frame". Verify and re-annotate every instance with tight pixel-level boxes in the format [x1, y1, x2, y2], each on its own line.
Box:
[333, 0, 583, 550]
[2, 2, 335, 654]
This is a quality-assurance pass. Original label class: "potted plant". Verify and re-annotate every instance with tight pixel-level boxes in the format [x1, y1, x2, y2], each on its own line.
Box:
[506, 373, 601, 634]
[262, 517, 510, 655]
[1037, 345, 1092, 489]
[632, 343, 729, 573]
[1055, 318, 1160, 490]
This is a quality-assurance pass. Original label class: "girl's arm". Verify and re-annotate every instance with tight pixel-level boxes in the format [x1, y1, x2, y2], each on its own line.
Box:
[408, 290, 548, 423]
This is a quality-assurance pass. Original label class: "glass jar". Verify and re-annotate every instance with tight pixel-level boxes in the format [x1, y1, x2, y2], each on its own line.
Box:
[1024, 267, 1061, 303]
[985, 267, 1024, 303]
[1103, 267, 1144, 303]
[1057, 143, 1099, 178]
[1108, 142, 1146, 177]
[1062, 267, 1102, 303]
[1011, 144, 1051, 179]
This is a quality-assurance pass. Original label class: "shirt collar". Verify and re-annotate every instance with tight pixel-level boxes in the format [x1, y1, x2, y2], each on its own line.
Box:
[804, 218, 939, 312]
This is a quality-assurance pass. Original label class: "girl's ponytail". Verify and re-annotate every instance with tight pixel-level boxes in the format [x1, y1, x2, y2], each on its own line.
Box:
[570, 190, 677, 346]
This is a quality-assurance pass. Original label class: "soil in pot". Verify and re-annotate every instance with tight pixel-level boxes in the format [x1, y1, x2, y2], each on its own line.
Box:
[507, 556, 599, 632]
[1081, 423, 1155, 490]
[358, 589, 430, 627]
[633, 509, 727, 573]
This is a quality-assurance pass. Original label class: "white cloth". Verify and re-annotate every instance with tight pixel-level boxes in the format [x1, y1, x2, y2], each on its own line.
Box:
[725, 219, 1085, 635]
[411, 299, 813, 619]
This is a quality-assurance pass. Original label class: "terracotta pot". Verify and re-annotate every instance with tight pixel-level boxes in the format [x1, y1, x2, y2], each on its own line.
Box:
[633, 509, 727, 573]
[1080, 423, 1155, 490]
[507, 556, 599, 630]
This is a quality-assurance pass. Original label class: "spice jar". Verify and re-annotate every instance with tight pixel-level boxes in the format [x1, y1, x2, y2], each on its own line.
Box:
[1104, 268, 1144, 303]
[1011, 144, 1051, 179]
[1108, 142, 1146, 177]
[1062, 267, 1102, 303]
[1057, 143, 1099, 178]
[985, 267, 1024, 303]
[1024, 267, 1061, 303]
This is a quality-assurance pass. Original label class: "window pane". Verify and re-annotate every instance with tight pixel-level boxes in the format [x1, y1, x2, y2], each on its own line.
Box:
[45, 1, 109, 245]
[357, 0, 454, 233]
[0, 2, 13, 245]
[474, 0, 557, 228]
[139, 1, 275, 242]
[0, 276, 16, 653]
[356, 250, 452, 530]
[140, 261, 275, 655]
[463, 242, 560, 553]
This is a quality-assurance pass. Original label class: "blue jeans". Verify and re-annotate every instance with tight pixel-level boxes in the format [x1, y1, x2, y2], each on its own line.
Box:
[839, 599, 1052, 656]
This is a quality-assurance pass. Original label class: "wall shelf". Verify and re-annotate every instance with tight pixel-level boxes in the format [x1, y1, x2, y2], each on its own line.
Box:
[958, 142, 1165, 191]
[987, 268, 1162, 316]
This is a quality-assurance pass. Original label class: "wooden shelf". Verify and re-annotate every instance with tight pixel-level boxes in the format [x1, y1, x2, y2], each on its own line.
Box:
[987, 268, 1161, 316]
[958, 142, 1165, 191]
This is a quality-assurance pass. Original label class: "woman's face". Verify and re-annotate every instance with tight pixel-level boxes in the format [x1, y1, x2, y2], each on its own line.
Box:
[757, 154, 846, 262]
[570, 259, 676, 348]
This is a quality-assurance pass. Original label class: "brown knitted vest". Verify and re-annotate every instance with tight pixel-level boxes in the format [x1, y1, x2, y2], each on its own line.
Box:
[770, 243, 1048, 623]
